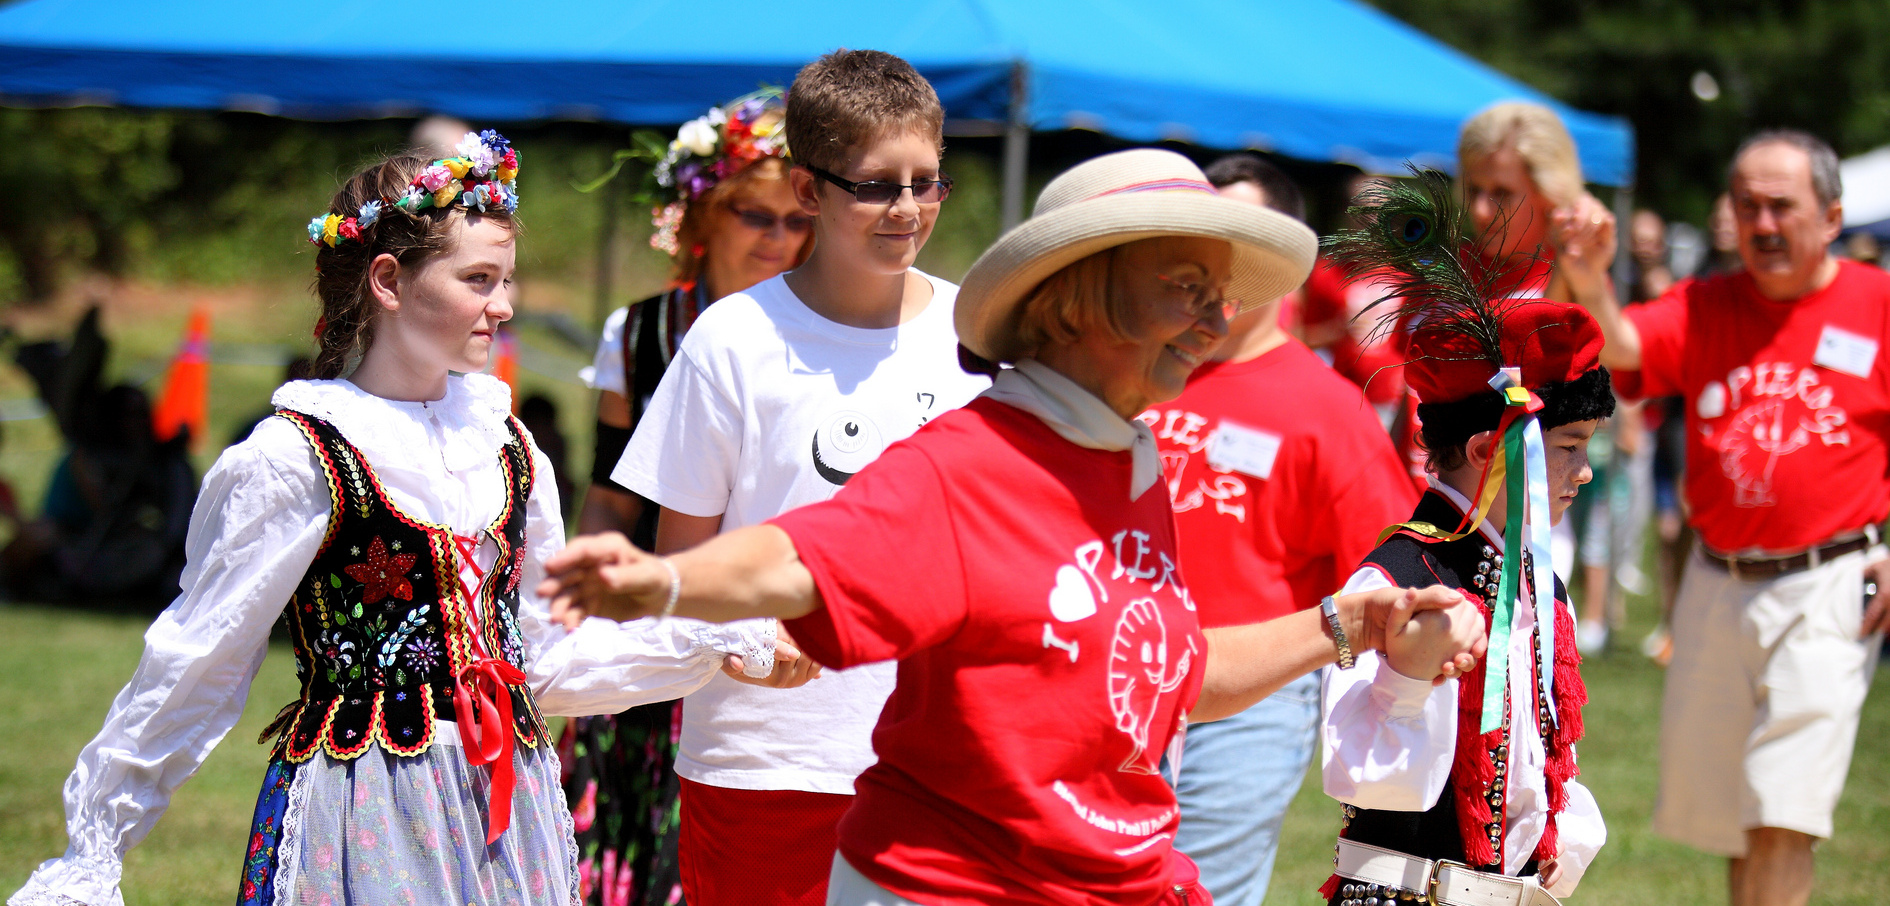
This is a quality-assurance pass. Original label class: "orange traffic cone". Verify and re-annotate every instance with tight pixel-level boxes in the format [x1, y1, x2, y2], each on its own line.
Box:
[492, 325, 519, 413]
[152, 306, 211, 449]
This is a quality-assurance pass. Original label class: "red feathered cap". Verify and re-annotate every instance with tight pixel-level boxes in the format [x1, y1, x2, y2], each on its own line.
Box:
[1405, 299, 1606, 404]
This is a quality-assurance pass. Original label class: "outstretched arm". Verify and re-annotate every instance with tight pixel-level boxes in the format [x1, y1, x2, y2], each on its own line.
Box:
[1191, 585, 1485, 722]
[540, 525, 821, 629]
[1548, 195, 1642, 371]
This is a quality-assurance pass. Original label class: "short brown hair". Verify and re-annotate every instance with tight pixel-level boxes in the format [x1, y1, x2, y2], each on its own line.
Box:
[310, 152, 517, 379]
[668, 157, 813, 285]
[785, 49, 945, 173]
[1012, 247, 1133, 356]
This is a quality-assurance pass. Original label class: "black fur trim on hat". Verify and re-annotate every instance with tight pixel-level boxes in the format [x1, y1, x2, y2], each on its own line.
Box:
[1417, 366, 1615, 458]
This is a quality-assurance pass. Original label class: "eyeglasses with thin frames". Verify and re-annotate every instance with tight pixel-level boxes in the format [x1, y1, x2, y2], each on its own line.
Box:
[1155, 272, 1239, 321]
[805, 164, 952, 205]
[730, 207, 813, 235]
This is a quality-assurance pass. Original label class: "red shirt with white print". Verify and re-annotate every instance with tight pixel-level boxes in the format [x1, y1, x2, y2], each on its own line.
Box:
[1618, 259, 1890, 553]
[1140, 340, 1417, 627]
[777, 397, 1205, 906]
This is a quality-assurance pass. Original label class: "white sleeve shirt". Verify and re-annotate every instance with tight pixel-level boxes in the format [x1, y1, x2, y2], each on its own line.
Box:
[1320, 486, 1605, 898]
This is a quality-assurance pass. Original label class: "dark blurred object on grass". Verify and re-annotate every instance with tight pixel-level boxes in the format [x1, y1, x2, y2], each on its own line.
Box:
[1, 308, 194, 608]
[518, 392, 572, 521]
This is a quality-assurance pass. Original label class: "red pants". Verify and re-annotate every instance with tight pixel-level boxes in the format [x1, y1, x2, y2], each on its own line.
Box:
[677, 777, 853, 906]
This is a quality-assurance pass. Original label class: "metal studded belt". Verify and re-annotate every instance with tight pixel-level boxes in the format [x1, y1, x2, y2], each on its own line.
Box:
[1334, 838, 1561, 906]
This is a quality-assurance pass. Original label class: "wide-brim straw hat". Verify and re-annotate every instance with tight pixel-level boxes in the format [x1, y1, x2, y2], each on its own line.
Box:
[957, 148, 1318, 363]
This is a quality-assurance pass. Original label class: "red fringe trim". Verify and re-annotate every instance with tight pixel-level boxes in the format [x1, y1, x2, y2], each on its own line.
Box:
[1319, 874, 1342, 900]
[1451, 593, 1501, 868]
[1533, 591, 1588, 863]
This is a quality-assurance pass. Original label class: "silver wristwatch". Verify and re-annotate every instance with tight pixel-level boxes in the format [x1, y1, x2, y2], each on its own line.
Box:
[1320, 595, 1355, 669]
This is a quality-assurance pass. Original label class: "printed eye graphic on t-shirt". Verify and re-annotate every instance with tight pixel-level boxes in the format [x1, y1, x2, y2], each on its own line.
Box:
[1694, 361, 1850, 508]
[810, 410, 885, 486]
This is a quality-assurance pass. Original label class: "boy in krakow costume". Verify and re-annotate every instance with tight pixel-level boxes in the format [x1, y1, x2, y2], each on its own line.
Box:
[1315, 173, 1609, 906]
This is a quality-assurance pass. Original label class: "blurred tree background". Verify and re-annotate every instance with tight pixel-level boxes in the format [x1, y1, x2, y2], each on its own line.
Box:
[1364, 0, 1890, 223]
[0, 0, 1884, 510]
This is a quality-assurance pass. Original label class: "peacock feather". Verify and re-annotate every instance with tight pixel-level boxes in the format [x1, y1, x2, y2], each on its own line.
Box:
[1321, 166, 1546, 372]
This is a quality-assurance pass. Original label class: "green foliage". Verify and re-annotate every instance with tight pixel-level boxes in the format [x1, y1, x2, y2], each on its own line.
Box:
[1364, 0, 1890, 223]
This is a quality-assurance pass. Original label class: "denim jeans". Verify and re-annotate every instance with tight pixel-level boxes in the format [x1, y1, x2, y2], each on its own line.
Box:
[1171, 670, 1322, 906]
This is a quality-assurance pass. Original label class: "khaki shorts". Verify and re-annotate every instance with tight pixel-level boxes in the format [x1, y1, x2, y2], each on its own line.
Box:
[1653, 547, 1884, 856]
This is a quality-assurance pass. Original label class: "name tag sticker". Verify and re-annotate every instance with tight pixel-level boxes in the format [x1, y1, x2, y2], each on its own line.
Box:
[1815, 325, 1878, 379]
[1205, 421, 1282, 480]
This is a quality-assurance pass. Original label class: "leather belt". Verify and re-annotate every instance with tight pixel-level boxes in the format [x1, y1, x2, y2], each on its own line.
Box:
[1700, 526, 1878, 580]
[1334, 838, 1560, 906]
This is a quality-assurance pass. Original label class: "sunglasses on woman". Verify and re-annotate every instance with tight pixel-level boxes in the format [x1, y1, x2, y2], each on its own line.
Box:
[731, 208, 814, 234]
[806, 165, 953, 205]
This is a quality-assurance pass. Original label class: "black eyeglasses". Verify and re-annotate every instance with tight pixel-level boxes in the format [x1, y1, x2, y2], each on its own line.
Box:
[806, 165, 952, 205]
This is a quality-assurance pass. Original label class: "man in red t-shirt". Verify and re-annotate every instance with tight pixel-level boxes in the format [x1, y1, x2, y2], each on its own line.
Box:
[1148, 156, 1417, 906]
[1560, 130, 1890, 906]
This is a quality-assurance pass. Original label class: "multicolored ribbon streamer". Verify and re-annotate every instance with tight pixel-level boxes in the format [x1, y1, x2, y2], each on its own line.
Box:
[1371, 369, 1560, 734]
[1521, 411, 1559, 729]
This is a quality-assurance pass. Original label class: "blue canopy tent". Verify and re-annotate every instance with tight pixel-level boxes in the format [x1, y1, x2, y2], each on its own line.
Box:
[1, 0, 1633, 227]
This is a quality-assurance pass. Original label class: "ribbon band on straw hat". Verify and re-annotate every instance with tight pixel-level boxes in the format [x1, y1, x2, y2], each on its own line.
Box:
[955, 148, 1318, 365]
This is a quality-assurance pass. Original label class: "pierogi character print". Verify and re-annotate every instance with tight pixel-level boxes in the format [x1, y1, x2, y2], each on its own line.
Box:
[1042, 531, 1198, 776]
[1695, 361, 1851, 508]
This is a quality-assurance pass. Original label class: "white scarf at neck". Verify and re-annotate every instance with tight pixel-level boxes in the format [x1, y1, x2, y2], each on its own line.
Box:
[982, 358, 1162, 500]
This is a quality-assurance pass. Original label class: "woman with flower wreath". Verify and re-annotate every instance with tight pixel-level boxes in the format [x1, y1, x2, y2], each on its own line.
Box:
[8, 132, 670, 906]
[560, 89, 814, 906]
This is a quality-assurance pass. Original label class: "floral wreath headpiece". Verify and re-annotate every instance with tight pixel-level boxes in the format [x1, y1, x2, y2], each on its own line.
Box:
[576, 88, 789, 255]
[306, 130, 521, 248]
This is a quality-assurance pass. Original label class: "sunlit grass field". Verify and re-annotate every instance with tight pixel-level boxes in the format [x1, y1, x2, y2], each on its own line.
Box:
[1, 596, 1884, 905]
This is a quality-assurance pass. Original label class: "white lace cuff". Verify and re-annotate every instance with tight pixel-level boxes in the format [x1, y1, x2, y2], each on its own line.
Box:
[9, 853, 125, 906]
[689, 619, 776, 678]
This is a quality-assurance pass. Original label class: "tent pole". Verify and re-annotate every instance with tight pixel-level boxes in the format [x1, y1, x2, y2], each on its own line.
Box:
[1001, 60, 1029, 231]
[1611, 181, 1633, 297]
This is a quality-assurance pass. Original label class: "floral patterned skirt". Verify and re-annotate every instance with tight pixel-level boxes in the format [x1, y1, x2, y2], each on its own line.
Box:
[239, 727, 579, 906]
[557, 700, 686, 906]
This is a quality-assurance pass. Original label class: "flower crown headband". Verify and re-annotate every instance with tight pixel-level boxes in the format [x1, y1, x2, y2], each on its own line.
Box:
[575, 88, 789, 255]
[307, 130, 521, 248]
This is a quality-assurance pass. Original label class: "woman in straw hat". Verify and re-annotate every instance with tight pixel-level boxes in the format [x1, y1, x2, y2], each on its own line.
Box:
[538, 149, 1487, 906]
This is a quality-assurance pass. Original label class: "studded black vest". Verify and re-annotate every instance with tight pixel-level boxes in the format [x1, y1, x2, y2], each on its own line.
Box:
[1333, 490, 1583, 874]
[264, 409, 548, 762]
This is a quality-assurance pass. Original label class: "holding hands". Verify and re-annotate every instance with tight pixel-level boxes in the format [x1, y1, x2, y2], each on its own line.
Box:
[1355, 585, 1488, 683]
[1548, 192, 1617, 302]
[539, 531, 823, 688]
[540, 532, 674, 627]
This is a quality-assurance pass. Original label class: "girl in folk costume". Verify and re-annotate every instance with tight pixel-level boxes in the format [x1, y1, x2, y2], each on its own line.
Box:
[10, 133, 649, 906]
[567, 88, 812, 906]
[1317, 173, 1609, 906]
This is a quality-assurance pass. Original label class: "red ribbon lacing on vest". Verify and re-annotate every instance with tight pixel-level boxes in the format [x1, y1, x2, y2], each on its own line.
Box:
[449, 531, 522, 845]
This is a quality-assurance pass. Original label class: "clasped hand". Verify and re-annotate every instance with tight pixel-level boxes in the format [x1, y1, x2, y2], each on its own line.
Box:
[1356, 586, 1489, 684]
[538, 532, 821, 688]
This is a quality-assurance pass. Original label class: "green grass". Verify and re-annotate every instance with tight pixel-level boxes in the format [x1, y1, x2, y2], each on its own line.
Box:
[1268, 594, 1890, 906]
[2, 594, 1886, 904]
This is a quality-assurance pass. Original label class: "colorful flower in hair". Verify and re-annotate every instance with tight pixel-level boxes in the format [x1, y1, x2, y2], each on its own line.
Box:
[571, 87, 790, 256]
[306, 130, 520, 247]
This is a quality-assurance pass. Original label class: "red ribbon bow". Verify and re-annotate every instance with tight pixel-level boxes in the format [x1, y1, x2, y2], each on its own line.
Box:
[454, 657, 528, 844]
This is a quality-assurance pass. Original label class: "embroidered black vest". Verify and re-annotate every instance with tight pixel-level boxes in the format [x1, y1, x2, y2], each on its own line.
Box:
[1333, 490, 1585, 875]
[265, 409, 549, 762]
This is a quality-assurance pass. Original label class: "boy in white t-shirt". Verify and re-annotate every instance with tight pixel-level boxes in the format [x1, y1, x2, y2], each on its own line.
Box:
[610, 49, 989, 906]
